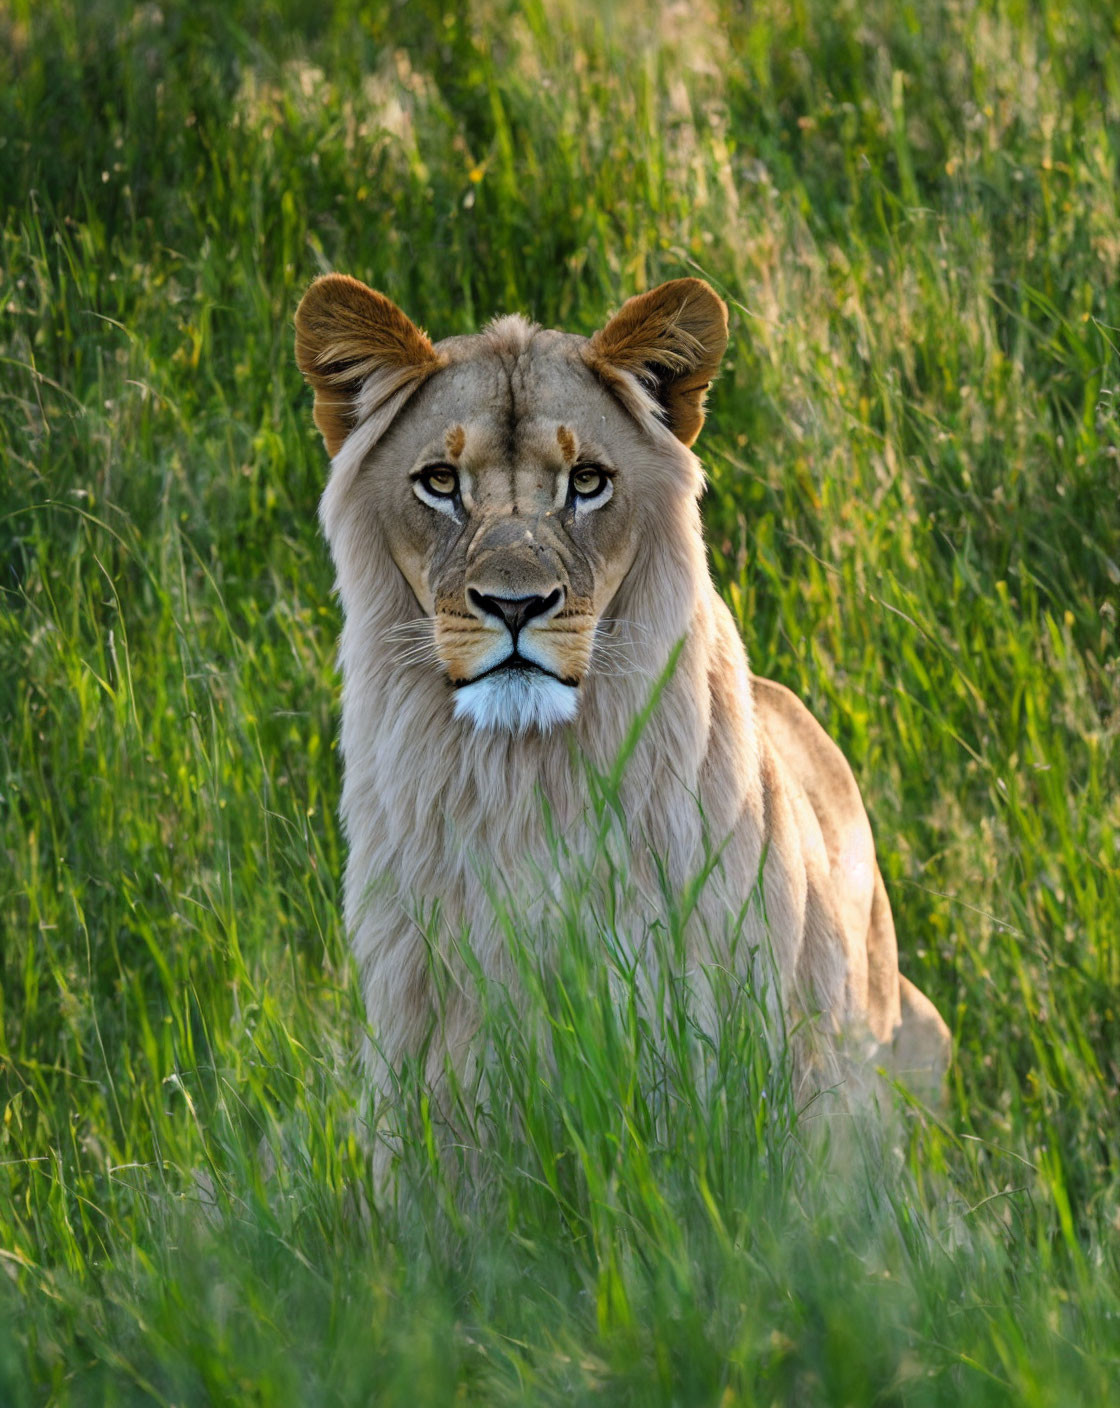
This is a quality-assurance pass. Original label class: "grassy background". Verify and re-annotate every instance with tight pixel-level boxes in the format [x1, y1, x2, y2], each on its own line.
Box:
[2, 0, 1118, 1401]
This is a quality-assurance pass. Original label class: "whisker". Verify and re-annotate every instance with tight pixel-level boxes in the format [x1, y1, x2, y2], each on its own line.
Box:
[382, 616, 435, 645]
[593, 660, 652, 680]
[595, 617, 650, 639]
[392, 644, 442, 668]
[590, 646, 645, 676]
[589, 615, 654, 679]
[383, 639, 437, 659]
[377, 619, 428, 636]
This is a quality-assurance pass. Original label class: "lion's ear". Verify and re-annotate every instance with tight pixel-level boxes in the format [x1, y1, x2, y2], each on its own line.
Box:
[294, 275, 444, 456]
[586, 278, 729, 446]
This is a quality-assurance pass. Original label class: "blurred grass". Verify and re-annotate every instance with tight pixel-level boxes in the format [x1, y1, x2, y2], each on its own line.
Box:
[1, 0, 1118, 1401]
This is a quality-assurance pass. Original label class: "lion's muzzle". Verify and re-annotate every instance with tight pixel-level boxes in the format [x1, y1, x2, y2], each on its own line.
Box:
[466, 586, 564, 639]
[430, 513, 599, 733]
[450, 583, 580, 732]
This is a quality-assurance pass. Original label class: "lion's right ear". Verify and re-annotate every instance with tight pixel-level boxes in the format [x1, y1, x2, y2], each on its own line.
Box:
[585, 278, 728, 447]
[294, 275, 445, 457]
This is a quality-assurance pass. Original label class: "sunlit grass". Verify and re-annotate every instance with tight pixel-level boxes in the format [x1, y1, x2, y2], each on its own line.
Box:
[1, 0, 1118, 1401]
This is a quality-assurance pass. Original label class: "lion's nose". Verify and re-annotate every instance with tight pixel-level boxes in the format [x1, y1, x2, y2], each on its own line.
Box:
[466, 587, 563, 636]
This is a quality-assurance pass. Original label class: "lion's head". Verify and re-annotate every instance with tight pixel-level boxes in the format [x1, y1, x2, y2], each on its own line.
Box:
[295, 275, 728, 734]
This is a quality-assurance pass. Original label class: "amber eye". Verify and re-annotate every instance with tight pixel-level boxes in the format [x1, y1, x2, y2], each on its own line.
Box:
[417, 465, 459, 498]
[570, 465, 610, 500]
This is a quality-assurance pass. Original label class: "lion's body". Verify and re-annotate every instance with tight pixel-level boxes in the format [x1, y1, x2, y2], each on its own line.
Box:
[294, 275, 950, 1142]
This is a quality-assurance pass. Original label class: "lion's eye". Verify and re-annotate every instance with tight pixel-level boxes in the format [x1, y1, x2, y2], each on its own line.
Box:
[420, 466, 458, 496]
[414, 464, 459, 502]
[570, 465, 610, 500]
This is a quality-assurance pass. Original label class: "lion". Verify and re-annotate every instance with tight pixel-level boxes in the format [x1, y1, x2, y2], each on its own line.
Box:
[293, 273, 951, 1151]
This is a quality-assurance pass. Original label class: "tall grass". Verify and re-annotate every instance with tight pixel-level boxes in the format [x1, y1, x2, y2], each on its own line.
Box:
[1, 0, 1118, 1401]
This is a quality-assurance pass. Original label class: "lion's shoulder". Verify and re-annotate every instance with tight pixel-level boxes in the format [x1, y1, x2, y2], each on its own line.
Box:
[751, 674, 876, 895]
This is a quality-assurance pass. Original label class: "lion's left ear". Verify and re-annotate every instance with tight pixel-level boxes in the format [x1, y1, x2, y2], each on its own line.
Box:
[294, 274, 445, 457]
[585, 278, 729, 446]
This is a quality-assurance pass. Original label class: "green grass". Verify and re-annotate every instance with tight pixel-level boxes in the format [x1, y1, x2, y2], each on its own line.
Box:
[2, 0, 1119, 1401]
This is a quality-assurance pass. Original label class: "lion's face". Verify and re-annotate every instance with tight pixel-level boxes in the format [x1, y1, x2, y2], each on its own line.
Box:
[295, 276, 728, 733]
[360, 341, 649, 732]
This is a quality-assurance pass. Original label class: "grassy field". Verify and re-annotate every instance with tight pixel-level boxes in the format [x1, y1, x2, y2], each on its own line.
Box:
[2, 0, 1119, 1401]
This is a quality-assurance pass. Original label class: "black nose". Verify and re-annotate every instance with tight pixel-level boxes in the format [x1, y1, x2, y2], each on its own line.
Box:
[467, 587, 562, 636]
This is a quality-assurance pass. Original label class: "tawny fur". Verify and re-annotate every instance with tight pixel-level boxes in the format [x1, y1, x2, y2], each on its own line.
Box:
[294, 274, 951, 1159]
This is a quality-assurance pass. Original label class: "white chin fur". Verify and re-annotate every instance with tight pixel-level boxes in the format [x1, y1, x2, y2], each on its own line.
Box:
[453, 669, 579, 733]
